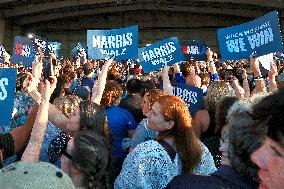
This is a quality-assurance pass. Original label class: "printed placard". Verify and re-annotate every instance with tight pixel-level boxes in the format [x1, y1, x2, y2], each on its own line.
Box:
[71, 42, 87, 55]
[32, 35, 48, 55]
[11, 36, 35, 67]
[0, 44, 5, 63]
[180, 40, 207, 61]
[139, 37, 185, 73]
[48, 42, 61, 56]
[172, 83, 204, 116]
[218, 11, 283, 60]
[87, 25, 138, 60]
[0, 68, 17, 127]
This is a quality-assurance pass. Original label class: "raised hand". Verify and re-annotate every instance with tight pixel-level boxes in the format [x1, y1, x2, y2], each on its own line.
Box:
[250, 57, 261, 77]
[41, 76, 57, 102]
[23, 73, 42, 104]
[32, 55, 43, 83]
[206, 48, 214, 62]
[268, 63, 277, 78]
[172, 63, 180, 73]
[242, 68, 247, 80]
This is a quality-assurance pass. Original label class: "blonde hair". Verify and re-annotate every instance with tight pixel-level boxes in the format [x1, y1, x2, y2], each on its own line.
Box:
[53, 95, 82, 115]
[206, 81, 234, 112]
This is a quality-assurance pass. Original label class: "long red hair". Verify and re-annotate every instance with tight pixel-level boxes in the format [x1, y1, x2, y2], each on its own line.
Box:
[156, 96, 202, 173]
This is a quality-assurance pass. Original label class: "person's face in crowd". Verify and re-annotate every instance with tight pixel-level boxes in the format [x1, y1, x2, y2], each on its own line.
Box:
[188, 65, 195, 75]
[192, 75, 201, 88]
[141, 95, 151, 115]
[219, 126, 230, 166]
[113, 95, 122, 106]
[222, 63, 227, 70]
[146, 102, 173, 132]
[61, 138, 74, 176]
[251, 137, 284, 189]
[66, 107, 80, 131]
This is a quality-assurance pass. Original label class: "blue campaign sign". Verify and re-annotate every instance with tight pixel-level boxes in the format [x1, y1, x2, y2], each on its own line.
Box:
[48, 42, 61, 56]
[139, 37, 185, 73]
[11, 36, 35, 67]
[0, 68, 17, 128]
[87, 25, 138, 60]
[0, 44, 5, 63]
[71, 42, 87, 55]
[32, 35, 48, 56]
[180, 40, 207, 61]
[172, 82, 204, 116]
[218, 11, 283, 60]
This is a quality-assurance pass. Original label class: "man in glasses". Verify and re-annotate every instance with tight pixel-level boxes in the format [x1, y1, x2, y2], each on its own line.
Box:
[250, 89, 284, 189]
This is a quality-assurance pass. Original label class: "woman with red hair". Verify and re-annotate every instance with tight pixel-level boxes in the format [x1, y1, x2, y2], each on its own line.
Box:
[115, 96, 216, 189]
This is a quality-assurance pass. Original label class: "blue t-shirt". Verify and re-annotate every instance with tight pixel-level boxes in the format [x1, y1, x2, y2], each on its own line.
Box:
[175, 73, 186, 84]
[105, 106, 138, 158]
[80, 77, 94, 92]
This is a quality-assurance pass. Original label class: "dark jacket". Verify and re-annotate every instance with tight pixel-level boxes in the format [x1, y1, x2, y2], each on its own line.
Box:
[166, 165, 258, 189]
[119, 93, 144, 123]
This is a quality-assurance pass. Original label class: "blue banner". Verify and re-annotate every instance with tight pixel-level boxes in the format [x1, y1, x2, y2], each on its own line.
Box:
[32, 35, 48, 56]
[11, 36, 36, 67]
[0, 68, 17, 128]
[180, 40, 207, 61]
[218, 11, 283, 60]
[87, 25, 138, 60]
[71, 42, 87, 56]
[48, 42, 61, 56]
[139, 37, 185, 73]
[0, 44, 5, 63]
[172, 83, 204, 116]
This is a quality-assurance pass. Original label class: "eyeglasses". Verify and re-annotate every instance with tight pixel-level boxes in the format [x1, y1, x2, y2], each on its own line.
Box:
[62, 149, 72, 160]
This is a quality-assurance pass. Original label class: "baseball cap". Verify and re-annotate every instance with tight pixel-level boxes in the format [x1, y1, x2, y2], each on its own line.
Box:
[0, 161, 75, 189]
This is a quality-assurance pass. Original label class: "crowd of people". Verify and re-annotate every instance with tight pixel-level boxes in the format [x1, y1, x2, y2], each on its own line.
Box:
[0, 44, 284, 189]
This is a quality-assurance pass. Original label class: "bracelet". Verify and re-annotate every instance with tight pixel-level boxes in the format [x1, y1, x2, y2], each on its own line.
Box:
[254, 76, 263, 80]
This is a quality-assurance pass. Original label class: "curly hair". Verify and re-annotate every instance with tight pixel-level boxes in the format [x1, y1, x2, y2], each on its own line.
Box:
[200, 73, 210, 86]
[71, 131, 112, 189]
[53, 95, 82, 116]
[206, 81, 235, 112]
[226, 100, 265, 180]
[181, 61, 195, 77]
[100, 80, 123, 108]
[156, 96, 202, 174]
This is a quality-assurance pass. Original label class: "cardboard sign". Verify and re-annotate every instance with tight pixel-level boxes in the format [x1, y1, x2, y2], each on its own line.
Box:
[32, 35, 48, 56]
[71, 42, 87, 56]
[218, 11, 283, 60]
[87, 25, 138, 60]
[139, 37, 185, 73]
[48, 42, 61, 56]
[0, 44, 5, 63]
[11, 36, 35, 67]
[0, 68, 17, 127]
[172, 83, 204, 116]
[180, 40, 207, 61]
